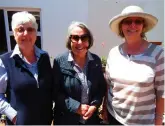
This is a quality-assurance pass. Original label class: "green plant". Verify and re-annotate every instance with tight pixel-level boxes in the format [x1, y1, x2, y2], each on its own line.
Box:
[101, 56, 107, 67]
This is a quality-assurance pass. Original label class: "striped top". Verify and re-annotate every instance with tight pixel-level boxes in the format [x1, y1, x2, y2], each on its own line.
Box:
[105, 43, 164, 125]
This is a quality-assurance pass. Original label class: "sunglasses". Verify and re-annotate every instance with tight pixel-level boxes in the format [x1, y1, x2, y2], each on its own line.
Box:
[15, 27, 36, 33]
[122, 19, 144, 25]
[70, 34, 89, 43]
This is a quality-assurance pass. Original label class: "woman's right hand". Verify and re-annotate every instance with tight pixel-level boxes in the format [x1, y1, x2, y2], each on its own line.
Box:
[83, 105, 96, 120]
[76, 104, 89, 116]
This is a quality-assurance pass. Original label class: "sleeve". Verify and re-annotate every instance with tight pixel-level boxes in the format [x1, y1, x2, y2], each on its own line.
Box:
[52, 59, 80, 113]
[154, 49, 164, 98]
[0, 58, 17, 121]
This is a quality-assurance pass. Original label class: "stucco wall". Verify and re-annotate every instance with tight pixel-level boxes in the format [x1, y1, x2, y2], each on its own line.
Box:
[88, 0, 164, 57]
[0, 0, 164, 58]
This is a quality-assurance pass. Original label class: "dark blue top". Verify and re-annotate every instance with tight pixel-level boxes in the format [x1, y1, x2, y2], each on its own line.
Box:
[0, 52, 53, 125]
[53, 51, 106, 125]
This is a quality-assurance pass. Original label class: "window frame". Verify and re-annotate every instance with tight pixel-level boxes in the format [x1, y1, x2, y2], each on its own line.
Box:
[1, 7, 42, 52]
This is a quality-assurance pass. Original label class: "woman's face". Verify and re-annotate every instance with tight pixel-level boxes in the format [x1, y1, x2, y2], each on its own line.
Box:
[70, 26, 89, 59]
[121, 17, 144, 39]
[13, 22, 37, 51]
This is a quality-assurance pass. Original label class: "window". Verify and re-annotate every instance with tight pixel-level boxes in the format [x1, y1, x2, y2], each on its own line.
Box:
[0, 8, 42, 55]
[0, 10, 7, 55]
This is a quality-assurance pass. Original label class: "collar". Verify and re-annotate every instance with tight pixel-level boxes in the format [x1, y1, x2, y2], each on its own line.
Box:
[10, 44, 46, 59]
[119, 43, 152, 56]
[68, 51, 94, 62]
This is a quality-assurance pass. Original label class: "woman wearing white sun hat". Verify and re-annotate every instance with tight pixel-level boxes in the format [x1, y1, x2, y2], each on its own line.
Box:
[103, 5, 164, 125]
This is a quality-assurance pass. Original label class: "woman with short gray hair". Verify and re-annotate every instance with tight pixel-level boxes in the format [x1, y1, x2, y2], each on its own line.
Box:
[0, 11, 53, 125]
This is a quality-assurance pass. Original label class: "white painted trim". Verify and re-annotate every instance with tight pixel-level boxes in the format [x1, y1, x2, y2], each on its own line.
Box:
[2, 8, 42, 52]
[40, 10, 43, 49]
[8, 31, 13, 36]
[37, 32, 41, 36]
[0, 7, 40, 12]
[4, 10, 11, 51]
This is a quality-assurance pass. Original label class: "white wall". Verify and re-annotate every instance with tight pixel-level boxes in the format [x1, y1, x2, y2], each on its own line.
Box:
[0, 0, 163, 58]
[88, 0, 164, 57]
[40, 0, 88, 58]
[0, 0, 88, 58]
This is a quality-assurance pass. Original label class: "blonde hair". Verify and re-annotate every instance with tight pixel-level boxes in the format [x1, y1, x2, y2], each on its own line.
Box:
[11, 11, 38, 31]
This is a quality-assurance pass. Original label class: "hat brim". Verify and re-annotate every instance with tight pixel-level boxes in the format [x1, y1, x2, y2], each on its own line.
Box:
[109, 12, 158, 36]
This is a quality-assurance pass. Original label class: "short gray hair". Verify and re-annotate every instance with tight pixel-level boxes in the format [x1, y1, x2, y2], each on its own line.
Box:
[66, 21, 94, 50]
[11, 11, 38, 31]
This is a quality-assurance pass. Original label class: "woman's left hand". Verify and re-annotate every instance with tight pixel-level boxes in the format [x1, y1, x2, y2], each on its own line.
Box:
[82, 105, 96, 120]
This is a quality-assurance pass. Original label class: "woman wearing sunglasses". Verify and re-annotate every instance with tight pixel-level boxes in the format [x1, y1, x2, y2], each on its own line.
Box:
[0, 12, 53, 125]
[53, 21, 106, 125]
[103, 5, 164, 125]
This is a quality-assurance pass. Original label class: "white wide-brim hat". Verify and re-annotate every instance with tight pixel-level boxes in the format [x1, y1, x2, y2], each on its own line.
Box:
[109, 5, 158, 36]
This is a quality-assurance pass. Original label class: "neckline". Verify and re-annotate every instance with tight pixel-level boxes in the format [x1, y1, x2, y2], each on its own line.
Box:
[119, 43, 152, 57]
